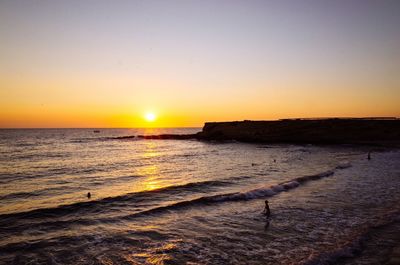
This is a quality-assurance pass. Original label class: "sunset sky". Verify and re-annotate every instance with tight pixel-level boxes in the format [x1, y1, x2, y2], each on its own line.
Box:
[1, 0, 399, 128]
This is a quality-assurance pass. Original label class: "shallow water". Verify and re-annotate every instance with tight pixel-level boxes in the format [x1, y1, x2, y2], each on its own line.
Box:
[0, 129, 399, 264]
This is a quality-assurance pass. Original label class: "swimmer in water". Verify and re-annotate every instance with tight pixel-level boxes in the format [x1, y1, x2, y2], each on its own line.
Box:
[367, 151, 371, 160]
[87, 192, 91, 199]
[263, 200, 271, 218]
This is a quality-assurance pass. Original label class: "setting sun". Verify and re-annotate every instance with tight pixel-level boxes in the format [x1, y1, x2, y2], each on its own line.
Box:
[144, 112, 156, 122]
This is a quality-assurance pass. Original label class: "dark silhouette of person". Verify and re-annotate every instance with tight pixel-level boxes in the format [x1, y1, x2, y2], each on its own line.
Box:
[367, 151, 371, 160]
[87, 192, 91, 199]
[263, 200, 271, 218]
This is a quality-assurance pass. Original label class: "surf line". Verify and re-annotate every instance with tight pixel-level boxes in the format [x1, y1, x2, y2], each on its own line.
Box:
[120, 164, 352, 220]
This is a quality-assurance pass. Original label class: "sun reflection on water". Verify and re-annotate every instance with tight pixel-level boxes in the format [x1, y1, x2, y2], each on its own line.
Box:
[138, 141, 163, 191]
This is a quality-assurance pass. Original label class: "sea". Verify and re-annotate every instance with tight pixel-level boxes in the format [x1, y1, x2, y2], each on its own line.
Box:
[0, 128, 399, 265]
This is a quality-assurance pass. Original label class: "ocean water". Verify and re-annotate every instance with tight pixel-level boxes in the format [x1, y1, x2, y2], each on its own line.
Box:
[0, 129, 399, 265]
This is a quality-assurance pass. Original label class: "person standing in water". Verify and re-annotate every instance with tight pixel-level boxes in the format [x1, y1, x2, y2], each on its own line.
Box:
[263, 200, 271, 218]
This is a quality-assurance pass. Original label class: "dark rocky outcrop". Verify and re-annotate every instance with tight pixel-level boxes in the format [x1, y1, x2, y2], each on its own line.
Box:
[196, 118, 400, 145]
[137, 118, 400, 146]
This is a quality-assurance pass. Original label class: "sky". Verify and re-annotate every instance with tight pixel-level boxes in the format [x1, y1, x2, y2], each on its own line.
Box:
[1, 0, 399, 128]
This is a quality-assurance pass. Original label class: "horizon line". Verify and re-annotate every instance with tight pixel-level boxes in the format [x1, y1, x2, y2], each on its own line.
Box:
[1, 116, 399, 129]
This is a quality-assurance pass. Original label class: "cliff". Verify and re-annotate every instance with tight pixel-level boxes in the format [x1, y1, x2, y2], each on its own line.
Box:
[195, 118, 400, 145]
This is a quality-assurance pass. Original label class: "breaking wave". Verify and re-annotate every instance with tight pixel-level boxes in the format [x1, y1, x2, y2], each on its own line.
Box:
[0, 163, 351, 231]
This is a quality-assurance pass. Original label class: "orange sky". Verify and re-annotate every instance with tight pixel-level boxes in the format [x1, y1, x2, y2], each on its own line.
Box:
[1, 1, 399, 128]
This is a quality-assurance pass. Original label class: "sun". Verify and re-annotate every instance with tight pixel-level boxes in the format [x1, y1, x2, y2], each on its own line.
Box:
[144, 112, 156, 122]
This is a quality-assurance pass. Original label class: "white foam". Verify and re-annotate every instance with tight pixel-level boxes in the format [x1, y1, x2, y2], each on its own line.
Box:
[202, 168, 339, 204]
[336, 162, 352, 169]
[245, 188, 276, 199]
[282, 181, 300, 189]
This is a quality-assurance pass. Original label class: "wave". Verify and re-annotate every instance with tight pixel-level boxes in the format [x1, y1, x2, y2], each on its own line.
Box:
[0, 163, 351, 233]
[0, 185, 80, 202]
[120, 170, 337, 220]
[0, 191, 41, 201]
[335, 162, 352, 169]
[0, 179, 232, 222]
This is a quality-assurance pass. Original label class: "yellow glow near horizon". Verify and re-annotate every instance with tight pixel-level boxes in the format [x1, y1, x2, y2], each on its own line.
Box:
[0, 1, 399, 128]
[144, 112, 156, 122]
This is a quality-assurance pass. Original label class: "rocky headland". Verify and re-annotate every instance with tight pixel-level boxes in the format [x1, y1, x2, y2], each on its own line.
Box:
[142, 118, 400, 146]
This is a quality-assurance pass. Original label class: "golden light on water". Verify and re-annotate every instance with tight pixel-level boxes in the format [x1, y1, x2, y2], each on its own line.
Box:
[138, 141, 163, 191]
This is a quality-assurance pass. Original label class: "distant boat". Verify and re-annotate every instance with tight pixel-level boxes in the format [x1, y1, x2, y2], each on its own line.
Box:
[93, 130, 100, 133]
